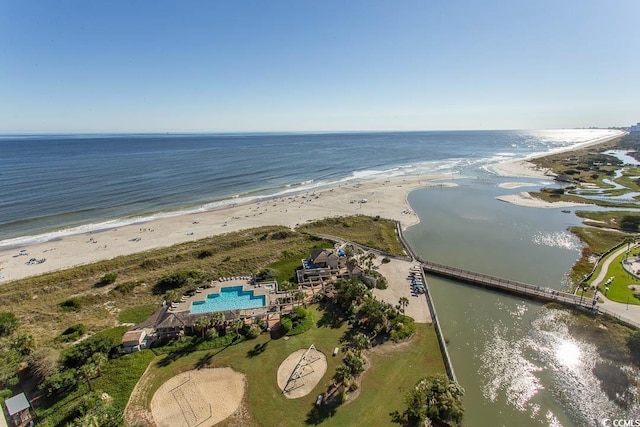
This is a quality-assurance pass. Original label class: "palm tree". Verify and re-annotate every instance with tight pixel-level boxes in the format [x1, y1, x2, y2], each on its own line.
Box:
[398, 297, 409, 314]
[80, 363, 97, 392]
[195, 317, 210, 338]
[209, 312, 224, 331]
[351, 333, 370, 354]
[230, 319, 244, 336]
[91, 352, 108, 377]
[165, 289, 179, 304]
[293, 290, 305, 307]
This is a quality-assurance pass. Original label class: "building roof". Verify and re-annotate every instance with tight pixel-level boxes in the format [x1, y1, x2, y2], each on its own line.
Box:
[310, 249, 339, 264]
[121, 330, 146, 344]
[5, 393, 30, 416]
[156, 311, 189, 329]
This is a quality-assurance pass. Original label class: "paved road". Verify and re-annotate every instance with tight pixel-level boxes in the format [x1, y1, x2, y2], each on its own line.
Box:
[590, 244, 640, 328]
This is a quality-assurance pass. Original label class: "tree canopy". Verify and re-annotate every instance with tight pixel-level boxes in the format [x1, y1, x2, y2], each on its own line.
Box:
[404, 374, 464, 426]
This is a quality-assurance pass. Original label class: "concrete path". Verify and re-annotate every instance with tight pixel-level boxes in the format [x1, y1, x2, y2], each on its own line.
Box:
[589, 244, 640, 328]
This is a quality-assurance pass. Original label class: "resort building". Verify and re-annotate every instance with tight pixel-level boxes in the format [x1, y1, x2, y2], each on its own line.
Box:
[121, 330, 148, 353]
[3, 393, 32, 427]
[297, 248, 360, 285]
[122, 277, 299, 343]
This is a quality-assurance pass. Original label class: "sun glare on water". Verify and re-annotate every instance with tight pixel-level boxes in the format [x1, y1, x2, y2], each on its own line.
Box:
[555, 341, 581, 368]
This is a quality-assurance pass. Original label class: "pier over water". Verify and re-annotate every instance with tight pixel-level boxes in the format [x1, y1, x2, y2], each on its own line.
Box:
[421, 261, 598, 310]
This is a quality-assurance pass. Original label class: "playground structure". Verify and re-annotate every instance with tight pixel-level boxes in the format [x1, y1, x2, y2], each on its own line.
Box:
[282, 344, 323, 393]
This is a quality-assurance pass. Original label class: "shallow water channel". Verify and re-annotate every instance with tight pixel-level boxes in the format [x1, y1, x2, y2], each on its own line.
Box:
[405, 178, 639, 426]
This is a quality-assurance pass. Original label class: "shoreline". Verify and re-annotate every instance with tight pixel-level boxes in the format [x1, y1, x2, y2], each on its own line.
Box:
[493, 130, 627, 179]
[494, 131, 627, 208]
[0, 175, 454, 282]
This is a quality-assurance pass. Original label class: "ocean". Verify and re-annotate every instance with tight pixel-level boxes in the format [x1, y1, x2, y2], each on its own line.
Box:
[0, 129, 619, 246]
[2, 128, 636, 425]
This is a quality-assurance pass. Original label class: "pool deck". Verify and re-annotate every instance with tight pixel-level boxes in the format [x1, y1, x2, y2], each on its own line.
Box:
[169, 277, 274, 313]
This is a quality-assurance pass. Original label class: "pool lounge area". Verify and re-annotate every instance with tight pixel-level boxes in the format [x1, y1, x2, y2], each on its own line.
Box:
[190, 285, 266, 314]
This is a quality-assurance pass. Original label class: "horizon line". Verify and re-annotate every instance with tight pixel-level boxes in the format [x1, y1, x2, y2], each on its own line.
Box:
[0, 126, 623, 137]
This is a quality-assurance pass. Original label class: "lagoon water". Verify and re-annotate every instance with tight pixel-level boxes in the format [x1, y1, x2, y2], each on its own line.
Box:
[2, 128, 637, 425]
[406, 177, 640, 426]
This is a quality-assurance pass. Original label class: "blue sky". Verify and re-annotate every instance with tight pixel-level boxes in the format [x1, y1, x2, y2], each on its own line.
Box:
[1, 0, 638, 132]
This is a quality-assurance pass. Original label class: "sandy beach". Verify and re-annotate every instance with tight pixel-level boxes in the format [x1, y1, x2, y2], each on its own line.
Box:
[493, 130, 627, 179]
[0, 175, 454, 282]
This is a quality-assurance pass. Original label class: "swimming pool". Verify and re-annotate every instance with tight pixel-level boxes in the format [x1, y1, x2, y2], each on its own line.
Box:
[190, 286, 266, 314]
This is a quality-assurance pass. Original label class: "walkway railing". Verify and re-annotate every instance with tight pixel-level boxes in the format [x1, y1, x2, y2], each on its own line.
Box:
[422, 261, 598, 310]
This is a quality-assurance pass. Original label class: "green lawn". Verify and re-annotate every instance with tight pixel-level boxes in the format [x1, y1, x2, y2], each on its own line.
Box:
[130, 307, 445, 426]
[592, 250, 640, 306]
[118, 304, 158, 324]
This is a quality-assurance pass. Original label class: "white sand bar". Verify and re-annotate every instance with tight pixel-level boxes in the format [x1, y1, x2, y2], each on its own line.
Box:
[498, 182, 540, 189]
[496, 192, 593, 208]
[0, 175, 452, 282]
[151, 368, 245, 427]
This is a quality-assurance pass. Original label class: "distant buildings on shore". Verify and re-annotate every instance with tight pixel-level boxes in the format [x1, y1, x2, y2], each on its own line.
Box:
[630, 122, 640, 134]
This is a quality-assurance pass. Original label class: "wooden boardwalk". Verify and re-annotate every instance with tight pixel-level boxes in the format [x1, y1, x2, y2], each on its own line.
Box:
[422, 261, 598, 310]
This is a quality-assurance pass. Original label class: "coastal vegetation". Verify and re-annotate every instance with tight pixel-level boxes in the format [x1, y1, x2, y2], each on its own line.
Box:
[568, 226, 626, 285]
[530, 137, 621, 186]
[0, 215, 449, 425]
[298, 215, 406, 256]
[396, 374, 464, 426]
[125, 309, 445, 427]
[529, 134, 640, 208]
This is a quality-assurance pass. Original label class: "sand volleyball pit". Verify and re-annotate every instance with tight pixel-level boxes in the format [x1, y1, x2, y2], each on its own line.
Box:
[277, 345, 327, 399]
[151, 367, 245, 427]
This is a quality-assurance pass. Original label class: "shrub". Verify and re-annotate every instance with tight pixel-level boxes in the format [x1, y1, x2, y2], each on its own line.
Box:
[62, 335, 114, 368]
[97, 273, 117, 287]
[282, 307, 314, 335]
[271, 230, 293, 240]
[390, 315, 416, 342]
[39, 369, 78, 397]
[112, 281, 141, 295]
[59, 298, 82, 312]
[242, 323, 262, 339]
[56, 324, 87, 343]
[198, 250, 213, 259]
[10, 333, 35, 355]
[280, 317, 292, 334]
[0, 312, 18, 337]
[154, 270, 205, 293]
[27, 347, 60, 382]
[404, 374, 465, 425]
[381, 257, 391, 264]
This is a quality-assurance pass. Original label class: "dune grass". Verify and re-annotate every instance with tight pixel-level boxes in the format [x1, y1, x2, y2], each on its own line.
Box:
[1, 226, 335, 345]
[298, 215, 406, 256]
